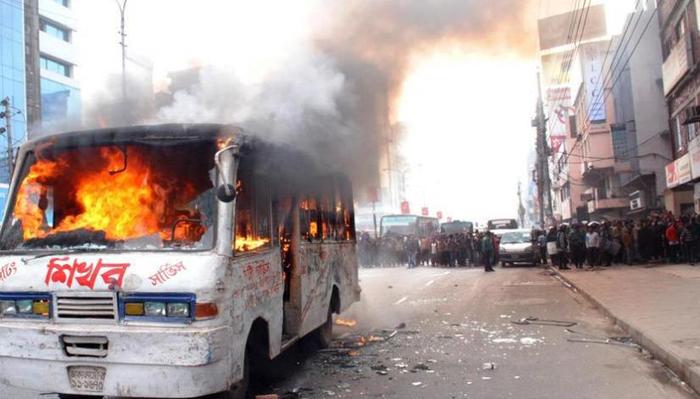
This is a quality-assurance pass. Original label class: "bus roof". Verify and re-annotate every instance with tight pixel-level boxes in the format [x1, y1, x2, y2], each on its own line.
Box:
[382, 214, 438, 220]
[22, 124, 242, 151]
[15, 124, 328, 184]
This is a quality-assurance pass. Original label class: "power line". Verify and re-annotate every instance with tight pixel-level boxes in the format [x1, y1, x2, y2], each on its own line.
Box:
[581, 8, 659, 144]
[584, 3, 646, 125]
[546, 0, 592, 135]
[565, 2, 652, 164]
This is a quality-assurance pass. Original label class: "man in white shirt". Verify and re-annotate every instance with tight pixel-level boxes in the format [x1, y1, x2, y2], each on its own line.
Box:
[586, 224, 600, 267]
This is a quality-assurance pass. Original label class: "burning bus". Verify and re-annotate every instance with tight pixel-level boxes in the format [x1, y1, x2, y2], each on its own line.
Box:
[0, 124, 361, 398]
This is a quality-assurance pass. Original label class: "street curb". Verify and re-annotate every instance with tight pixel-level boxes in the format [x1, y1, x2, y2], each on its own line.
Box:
[548, 267, 700, 395]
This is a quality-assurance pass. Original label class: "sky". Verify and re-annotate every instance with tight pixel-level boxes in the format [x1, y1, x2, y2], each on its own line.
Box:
[73, 0, 636, 225]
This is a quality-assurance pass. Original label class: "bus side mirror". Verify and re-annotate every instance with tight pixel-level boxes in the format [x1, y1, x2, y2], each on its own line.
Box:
[214, 144, 239, 203]
[216, 184, 236, 203]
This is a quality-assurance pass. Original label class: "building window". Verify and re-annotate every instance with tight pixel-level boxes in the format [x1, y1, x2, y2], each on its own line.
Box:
[676, 13, 687, 41]
[674, 116, 686, 154]
[53, 0, 69, 7]
[40, 19, 70, 42]
[611, 124, 628, 160]
[40, 56, 71, 77]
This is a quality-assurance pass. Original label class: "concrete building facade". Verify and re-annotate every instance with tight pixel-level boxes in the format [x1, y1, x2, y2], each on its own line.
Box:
[657, 0, 700, 215]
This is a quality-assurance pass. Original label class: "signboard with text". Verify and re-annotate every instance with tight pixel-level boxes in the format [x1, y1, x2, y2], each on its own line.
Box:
[666, 154, 692, 188]
[400, 201, 410, 215]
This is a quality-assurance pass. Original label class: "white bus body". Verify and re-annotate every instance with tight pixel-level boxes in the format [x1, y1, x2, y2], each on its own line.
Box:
[0, 124, 360, 398]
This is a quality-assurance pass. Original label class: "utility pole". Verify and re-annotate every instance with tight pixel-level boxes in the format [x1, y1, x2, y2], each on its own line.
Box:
[1, 97, 13, 180]
[517, 181, 526, 228]
[116, 0, 128, 103]
[532, 72, 554, 228]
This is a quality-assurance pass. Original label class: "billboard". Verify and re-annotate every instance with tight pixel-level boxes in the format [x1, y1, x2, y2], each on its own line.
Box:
[400, 201, 410, 215]
[581, 41, 609, 122]
[666, 154, 692, 188]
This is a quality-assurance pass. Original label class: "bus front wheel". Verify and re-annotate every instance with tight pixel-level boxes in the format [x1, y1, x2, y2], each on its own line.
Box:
[215, 349, 250, 399]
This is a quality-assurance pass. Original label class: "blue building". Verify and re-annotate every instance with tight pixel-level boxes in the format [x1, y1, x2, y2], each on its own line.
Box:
[0, 0, 28, 184]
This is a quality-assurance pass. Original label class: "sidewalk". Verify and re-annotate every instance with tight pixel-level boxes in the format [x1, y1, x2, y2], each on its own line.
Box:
[552, 264, 700, 395]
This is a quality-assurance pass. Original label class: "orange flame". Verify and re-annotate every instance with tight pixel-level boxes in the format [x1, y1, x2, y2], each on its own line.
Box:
[14, 145, 206, 243]
[235, 236, 270, 252]
[335, 318, 357, 328]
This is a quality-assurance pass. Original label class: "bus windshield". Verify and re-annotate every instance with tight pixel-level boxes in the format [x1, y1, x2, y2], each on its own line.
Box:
[381, 216, 417, 237]
[500, 231, 531, 244]
[0, 141, 218, 251]
[487, 219, 518, 230]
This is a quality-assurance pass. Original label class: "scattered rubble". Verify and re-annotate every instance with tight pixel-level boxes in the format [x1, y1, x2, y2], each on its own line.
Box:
[512, 317, 577, 327]
[482, 362, 497, 370]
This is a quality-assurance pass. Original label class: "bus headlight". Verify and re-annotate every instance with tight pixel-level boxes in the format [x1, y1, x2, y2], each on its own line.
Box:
[0, 300, 17, 316]
[167, 302, 190, 318]
[120, 293, 195, 323]
[144, 302, 167, 317]
[16, 300, 33, 314]
[0, 293, 51, 319]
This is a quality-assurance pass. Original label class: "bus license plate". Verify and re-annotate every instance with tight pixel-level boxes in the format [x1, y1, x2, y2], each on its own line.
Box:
[68, 366, 106, 393]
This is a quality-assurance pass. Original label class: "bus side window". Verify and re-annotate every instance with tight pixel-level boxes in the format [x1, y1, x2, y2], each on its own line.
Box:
[320, 181, 335, 241]
[337, 177, 355, 241]
[299, 195, 320, 242]
[234, 172, 272, 253]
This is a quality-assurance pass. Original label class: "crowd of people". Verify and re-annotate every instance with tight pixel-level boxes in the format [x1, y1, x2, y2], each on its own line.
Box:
[358, 211, 700, 272]
[357, 230, 502, 272]
[538, 211, 700, 270]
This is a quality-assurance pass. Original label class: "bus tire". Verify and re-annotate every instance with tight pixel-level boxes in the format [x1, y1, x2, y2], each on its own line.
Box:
[314, 307, 334, 349]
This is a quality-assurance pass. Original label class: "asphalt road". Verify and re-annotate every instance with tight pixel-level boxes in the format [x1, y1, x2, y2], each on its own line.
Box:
[3, 265, 697, 399]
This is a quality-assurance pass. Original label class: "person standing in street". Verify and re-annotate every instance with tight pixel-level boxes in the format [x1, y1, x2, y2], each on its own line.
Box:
[556, 225, 570, 270]
[405, 236, 419, 269]
[666, 221, 681, 264]
[680, 220, 696, 265]
[599, 221, 614, 266]
[586, 223, 600, 267]
[622, 223, 635, 265]
[569, 224, 586, 269]
[481, 231, 495, 272]
[537, 230, 547, 265]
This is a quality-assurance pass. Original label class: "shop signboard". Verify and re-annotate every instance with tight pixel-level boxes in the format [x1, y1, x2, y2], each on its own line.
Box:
[666, 154, 692, 188]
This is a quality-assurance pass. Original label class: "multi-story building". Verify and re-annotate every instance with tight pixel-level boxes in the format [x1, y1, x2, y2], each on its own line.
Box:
[38, 0, 80, 124]
[658, 0, 700, 214]
[578, 1, 671, 220]
[537, 0, 608, 223]
[538, 0, 671, 222]
[0, 0, 29, 184]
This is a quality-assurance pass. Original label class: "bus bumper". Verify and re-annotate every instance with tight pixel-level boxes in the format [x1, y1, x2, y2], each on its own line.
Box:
[0, 321, 239, 398]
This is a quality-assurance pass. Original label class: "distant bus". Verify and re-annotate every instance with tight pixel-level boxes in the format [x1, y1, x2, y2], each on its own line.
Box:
[380, 215, 439, 238]
[440, 220, 474, 234]
[487, 218, 519, 230]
